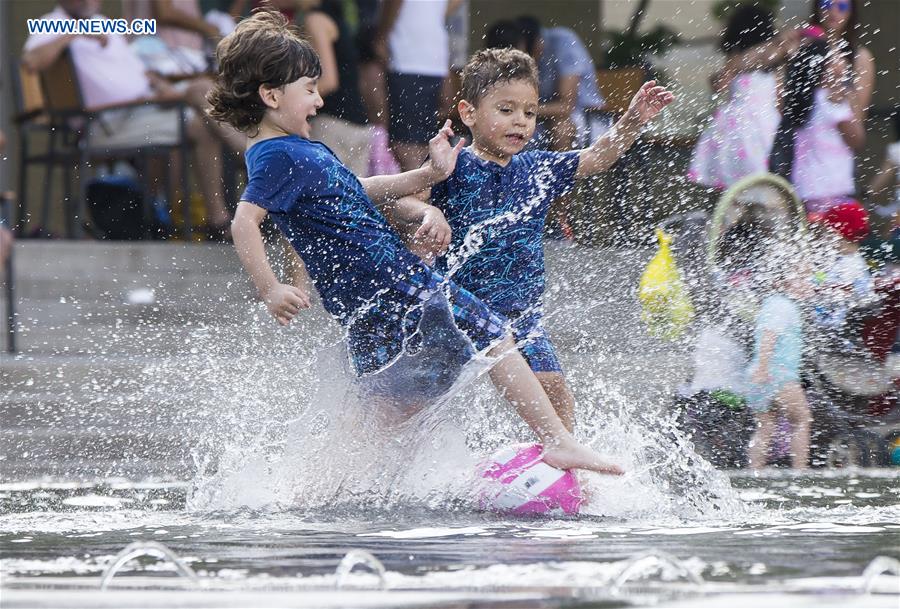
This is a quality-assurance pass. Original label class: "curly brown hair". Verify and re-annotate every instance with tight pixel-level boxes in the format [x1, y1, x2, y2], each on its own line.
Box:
[207, 9, 321, 133]
[460, 48, 538, 107]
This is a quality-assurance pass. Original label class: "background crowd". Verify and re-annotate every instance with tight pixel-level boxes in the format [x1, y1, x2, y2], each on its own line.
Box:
[1, 0, 896, 247]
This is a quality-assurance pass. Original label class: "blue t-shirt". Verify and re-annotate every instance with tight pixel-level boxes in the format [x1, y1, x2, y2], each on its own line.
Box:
[539, 27, 604, 113]
[240, 136, 507, 375]
[241, 136, 423, 321]
[432, 148, 580, 319]
[750, 294, 804, 379]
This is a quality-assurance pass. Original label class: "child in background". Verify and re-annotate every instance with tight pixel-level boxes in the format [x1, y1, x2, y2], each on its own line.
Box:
[209, 11, 622, 476]
[769, 38, 863, 216]
[397, 48, 674, 431]
[811, 200, 875, 330]
[688, 3, 785, 190]
[745, 257, 814, 470]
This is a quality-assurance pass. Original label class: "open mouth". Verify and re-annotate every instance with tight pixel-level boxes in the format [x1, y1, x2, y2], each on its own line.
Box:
[505, 134, 526, 144]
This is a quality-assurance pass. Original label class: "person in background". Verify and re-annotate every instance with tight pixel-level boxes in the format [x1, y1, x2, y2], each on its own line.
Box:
[745, 255, 813, 470]
[503, 16, 605, 239]
[125, 0, 223, 52]
[811, 0, 874, 149]
[375, 0, 459, 171]
[769, 39, 860, 217]
[514, 16, 605, 153]
[811, 201, 875, 331]
[355, 2, 401, 176]
[868, 112, 900, 222]
[688, 4, 783, 190]
[302, 0, 372, 176]
[23, 0, 236, 237]
[229, 0, 299, 22]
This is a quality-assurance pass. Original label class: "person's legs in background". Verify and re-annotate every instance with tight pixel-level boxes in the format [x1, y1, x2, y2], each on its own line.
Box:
[779, 383, 811, 470]
[748, 408, 776, 469]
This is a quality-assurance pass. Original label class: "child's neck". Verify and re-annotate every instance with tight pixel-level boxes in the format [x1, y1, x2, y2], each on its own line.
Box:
[470, 140, 512, 167]
[246, 120, 298, 150]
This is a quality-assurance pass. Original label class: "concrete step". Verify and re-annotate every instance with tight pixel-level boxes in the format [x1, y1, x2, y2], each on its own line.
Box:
[13, 241, 245, 279]
[0, 458, 193, 481]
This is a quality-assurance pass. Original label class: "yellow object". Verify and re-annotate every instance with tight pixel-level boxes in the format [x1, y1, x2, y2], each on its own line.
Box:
[638, 229, 694, 340]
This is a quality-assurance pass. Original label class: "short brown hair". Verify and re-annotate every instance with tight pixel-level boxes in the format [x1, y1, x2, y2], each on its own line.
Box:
[460, 48, 538, 106]
[208, 10, 321, 133]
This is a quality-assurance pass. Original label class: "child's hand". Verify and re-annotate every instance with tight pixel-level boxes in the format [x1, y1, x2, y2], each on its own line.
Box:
[410, 206, 452, 263]
[626, 81, 675, 125]
[262, 282, 311, 326]
[426, 119, 465, 182]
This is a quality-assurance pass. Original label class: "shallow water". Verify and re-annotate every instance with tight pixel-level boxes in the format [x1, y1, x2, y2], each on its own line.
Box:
[1, 472, 899, 607]
[2, 243, 898, 607]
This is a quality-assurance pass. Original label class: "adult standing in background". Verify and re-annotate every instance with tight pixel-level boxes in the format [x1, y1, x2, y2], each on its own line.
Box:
[811, 0, 874, 150]
[375, 0, 460, 171]
[302, 0, 373, 176]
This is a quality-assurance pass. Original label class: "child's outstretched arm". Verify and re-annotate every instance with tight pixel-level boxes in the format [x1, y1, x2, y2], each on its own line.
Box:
[232, 202, 311, 326]
[360, 120, 464, 204]
[575, 81, 675, 178]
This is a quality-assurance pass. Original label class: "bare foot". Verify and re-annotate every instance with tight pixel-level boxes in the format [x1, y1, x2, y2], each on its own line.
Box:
[542, 440, 624, 476]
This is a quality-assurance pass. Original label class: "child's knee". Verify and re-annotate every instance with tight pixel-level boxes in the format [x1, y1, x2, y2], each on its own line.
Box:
[488, 334, 517, 357]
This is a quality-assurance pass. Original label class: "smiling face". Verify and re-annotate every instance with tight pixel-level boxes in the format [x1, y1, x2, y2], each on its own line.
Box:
[459, 79, 538, 164]
[260, 76, 324, 138]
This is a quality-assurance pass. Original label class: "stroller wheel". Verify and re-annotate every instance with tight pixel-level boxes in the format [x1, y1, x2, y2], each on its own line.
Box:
[822, 430, 887, 468]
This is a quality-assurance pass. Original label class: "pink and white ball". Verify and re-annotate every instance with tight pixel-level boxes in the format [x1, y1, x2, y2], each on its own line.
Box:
[478, 444, 583, 516]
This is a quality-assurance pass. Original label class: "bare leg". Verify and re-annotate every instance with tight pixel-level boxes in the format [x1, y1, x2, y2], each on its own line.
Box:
[536, 371, 576, 433]
[391, 142, 429, 172]
[748, 410, 776, 469]
[487, 336, 622, 475]
[187, 116, 230, 228]
[779, 383, 811, 470]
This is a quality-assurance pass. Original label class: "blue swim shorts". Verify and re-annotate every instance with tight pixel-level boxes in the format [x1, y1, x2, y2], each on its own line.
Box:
[513, 316, 563, 374]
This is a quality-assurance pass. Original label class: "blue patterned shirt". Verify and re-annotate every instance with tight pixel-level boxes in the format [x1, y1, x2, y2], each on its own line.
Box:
[432, 148, 580, 318]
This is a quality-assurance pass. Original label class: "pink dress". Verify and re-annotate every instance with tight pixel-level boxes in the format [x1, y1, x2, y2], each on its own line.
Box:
[689, 71, 780, 190]
[792, 88, 855, 212]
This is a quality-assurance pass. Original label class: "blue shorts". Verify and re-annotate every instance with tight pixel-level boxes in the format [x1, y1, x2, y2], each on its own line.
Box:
[356, 292, 484, 405]
[347, 268, 507, 377]
[386, 72, 443, 145]
[513, 316, 563, 374]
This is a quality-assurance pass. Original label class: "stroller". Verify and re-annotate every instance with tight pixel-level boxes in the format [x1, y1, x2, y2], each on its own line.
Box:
[669, 174, 900, 468]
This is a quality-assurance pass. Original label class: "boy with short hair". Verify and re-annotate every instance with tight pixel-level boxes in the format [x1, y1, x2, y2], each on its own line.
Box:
[209, 11, 621, 475]
[400, 48, 674, 430]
